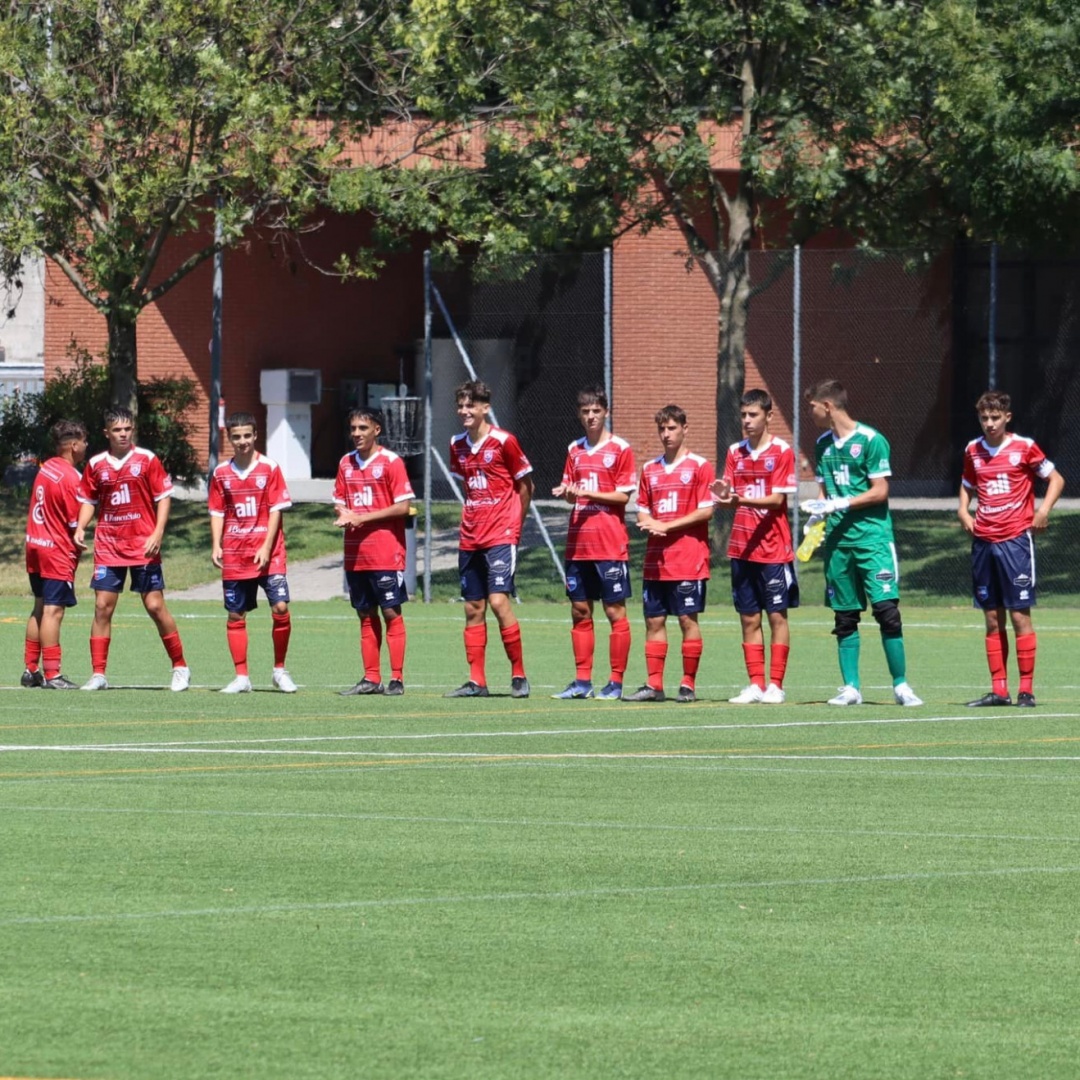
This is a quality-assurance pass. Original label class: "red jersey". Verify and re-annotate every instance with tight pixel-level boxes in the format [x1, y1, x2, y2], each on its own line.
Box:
[962, 433, 1056, 543]
[25, 456, 82, 581]
[208, 452, 292, 579]
[78, 446, 173, 566]
[333, 446, 415, 571]
[562, 434, 637, 561]
[637, 452, 716, 580]
[450, 427, 533, 551]
[723, 437, 797, 563]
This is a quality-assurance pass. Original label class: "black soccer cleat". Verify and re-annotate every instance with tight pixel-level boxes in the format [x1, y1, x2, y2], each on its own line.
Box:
[510, 676, 530, 699]
[384, 680, 405, 696]
[675, 685, 697, 704]
[1016, 691, 1037, 708]
[43, 674, 79, 690]
[21, 668, 44, 688]
[624, 684, 666, 703]
[339, 679, 385, 696]
[444, 681, 490, 698]
[966, 692, 1013, 708]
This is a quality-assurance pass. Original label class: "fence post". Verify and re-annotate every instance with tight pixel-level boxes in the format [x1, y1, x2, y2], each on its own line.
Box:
[423, 250, 433, 603]
[792, 245, 802, 543]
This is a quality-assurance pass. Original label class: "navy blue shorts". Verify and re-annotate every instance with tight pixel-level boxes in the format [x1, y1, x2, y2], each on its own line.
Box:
[346, 569, 409, 611]
[223, 574, 291, 614]
[971, 534, 1037, 610]
[565, 559, 632, 605]
[28, 572, 77, 608]
[642, 578, 707, 618]
[91, 563, 165, 594]
[458, 545, 517, 600]
[730, 559, 799, 616]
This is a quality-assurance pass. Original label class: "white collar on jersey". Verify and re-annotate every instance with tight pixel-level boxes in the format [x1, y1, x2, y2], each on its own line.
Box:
[227, 452, 262, 480]
[742, 435, 774, 459]
[352, 447, 386, 469]
[979, 434, 1016, 456]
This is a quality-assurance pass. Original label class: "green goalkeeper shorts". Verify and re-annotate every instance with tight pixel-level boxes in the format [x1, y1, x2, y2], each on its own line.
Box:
[823, 540, 901, 611]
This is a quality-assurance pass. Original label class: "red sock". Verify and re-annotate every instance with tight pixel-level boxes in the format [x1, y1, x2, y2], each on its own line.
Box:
[90, 635, 110, 675]
[644, 640, 667, 690]
[464, 624, 487, 686]
[1015, 632, 1036, 695]
[360, 615, 383, 682]
[609, 617, 631, 684]
[500, 623, 526, 679]
[769, 643, 790, 689]
[227, 618, 249, 675]
[985, 631, 1009, 697]
[161, 631, 186, 668]
[571, 618, 594, 681]
[272, 612, 291, 668]
[681, 638, 703, 690]
[24, 636, 41, 673]
[386, 616, 406, 681]
[42, 644, 62, 681]
[742, 643, 766, 689]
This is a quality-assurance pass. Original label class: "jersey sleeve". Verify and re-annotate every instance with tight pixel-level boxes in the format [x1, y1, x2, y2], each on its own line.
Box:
[636, 469, 653, 515]
[78, 463, 99, 505]
[389, 456, 415, 502]
[207, 473, 225, 516]
[961, 445, 977, 490]
[449, 440, 463, 478]
[615, 444, 637, 490]
[865, 431, 892, 478]
[561, 447, 575, 488]
[1028, 441, 1054, 478]
[503, 433, 533, 480]
[267, 465, 292, 511]
[722, 447, 737, 488]
[774, 444, 798, 493]
[694, 459, 717, 508]
[149, 455, 174, 501]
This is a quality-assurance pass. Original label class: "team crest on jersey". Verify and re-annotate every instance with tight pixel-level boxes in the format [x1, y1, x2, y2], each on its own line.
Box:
[1009, 453, 1021, 466]
[483, 450, 495, 464]
[680, 470, 692, 484]
[850, 445, 862, 458]
[603, 453, 615, 468]
[101, 469, 110, 481]
[131, 464, 142, 477]
[736, 460, 745, 471]
[764, 459, 775, 471]
[256, 476, 267, 489]
[345, 468, 353, 478]
[224, 479, 231, 489]
[372, 465, 383, 479]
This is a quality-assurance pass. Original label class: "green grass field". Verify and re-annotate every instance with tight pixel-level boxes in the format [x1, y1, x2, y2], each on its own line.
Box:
[3, 598, 1080, 1079]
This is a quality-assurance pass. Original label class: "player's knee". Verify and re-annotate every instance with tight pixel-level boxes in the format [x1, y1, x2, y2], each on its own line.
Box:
[872, 600, 903, 638]
[832, 610, 861, 639]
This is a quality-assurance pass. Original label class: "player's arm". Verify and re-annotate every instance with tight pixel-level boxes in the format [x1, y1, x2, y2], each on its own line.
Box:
[641, 503, 715, 537]
[145, 495, 170, 558]
[569, 486, 631, 507]
[335, 499, 412, 528]
[958, 482, 977, 536]
[516, 472, 534, 525]
[74, 499, 95, 551]
[850, 475, 889, 509]
[1033, 469, 1065, 531]
[210, 512, 225, 568]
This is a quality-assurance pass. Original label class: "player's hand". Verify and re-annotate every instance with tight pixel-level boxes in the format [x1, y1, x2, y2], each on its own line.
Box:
[958, 513, 976, 536]
[212, 546, 224, 569]
[144, 533, 162, 558]
[803, 514, 824, 534]
[1032, 509, 1051, 532]
[253, 545, 272, 571]
[711, 478, 735, 504]
[334, 507, 357, 529]
[801, 497, 850, 516]
[73, 528, 88, 552]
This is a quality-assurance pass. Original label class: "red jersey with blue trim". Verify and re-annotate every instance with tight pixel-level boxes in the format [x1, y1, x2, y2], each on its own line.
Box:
[962, 433, 1055, 543]
[78, 446, 172, 566]
[562, 434, 636, 561]
[637, 452, 715, 580]
[450, 427, 533, 550]
[722, 437, 797, 563]
[208, 452, 292, 579]
[25, 456, 82, 580]
[333, 446, 414, 571]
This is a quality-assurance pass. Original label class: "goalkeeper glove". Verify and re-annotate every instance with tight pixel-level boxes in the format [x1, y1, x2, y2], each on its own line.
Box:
[800, 497, 850, 516]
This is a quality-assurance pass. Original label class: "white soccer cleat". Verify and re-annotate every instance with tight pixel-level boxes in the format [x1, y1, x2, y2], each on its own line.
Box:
[827, 685, 863, 706]
[760, 683, 786, 704]
[80, 673, 109, 691]
[893, 682, 923, 707]
[220, 675, 252, 694]
[272, 668, 298, 693]
[728, 684, 765, 704]
[170, 665, 191, 692]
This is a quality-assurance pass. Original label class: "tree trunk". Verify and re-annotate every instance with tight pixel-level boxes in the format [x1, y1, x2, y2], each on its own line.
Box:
[107, 312, 139, 417]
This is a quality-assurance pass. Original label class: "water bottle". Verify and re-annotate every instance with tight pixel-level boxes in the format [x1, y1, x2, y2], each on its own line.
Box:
[796, 519, 825, 563]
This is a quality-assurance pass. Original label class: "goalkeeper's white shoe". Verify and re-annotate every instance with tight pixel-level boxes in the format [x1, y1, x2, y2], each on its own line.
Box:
[893, 682, 923, 707]
[827, 685, 863, 706]
[760, 683, 786, 704]
[220, 675, 252, 694]
[728, 684, 765, 704]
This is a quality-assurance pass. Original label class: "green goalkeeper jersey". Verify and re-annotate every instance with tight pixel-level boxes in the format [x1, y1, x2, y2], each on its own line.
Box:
[812, 423, 894, 548]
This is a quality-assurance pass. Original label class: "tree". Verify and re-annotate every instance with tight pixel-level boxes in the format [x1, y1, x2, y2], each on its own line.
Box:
[0, 0, 404, 414]
[386, 0, 1080, 464]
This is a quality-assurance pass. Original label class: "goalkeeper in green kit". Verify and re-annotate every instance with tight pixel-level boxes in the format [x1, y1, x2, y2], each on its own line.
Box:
[801, 380, 922, 707]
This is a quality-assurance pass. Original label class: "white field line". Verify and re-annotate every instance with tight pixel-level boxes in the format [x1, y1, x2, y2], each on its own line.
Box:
[3, 864, 1079, 928]
[2, 710, 1076, 752]
[3, 803, 1079, 848]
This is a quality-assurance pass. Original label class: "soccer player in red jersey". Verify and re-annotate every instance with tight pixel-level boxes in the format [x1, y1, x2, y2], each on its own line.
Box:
[551, 384, 636, 700]
[445, 380, 535, 698]
[209, 413, 296, 694]
[74, 408, 191, 691]
[626, 405, 716, 703]
[22, 419, 88, 689]
[333, 407, 415, 696]
[713, 389, 799, 704]
[959, 390, 1065, 708]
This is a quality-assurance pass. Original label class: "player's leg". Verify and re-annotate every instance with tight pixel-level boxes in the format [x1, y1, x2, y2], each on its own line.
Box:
[1009, 607, 1036, 705]
[825, 546, 865, 703]
[22, 585, 45, 686]
[445, 550, 491, 697]
[554, 559, 596, 698]
[220, 579, 254, 693]
[382, 603, 407, 695]
[264, 575, 295, 693]
[84, 571, 123, 689]
[139, 572, 190, 690]
[625, 604, 669, 701]
[341, 571, 385, 694]
[36, 576, 79, 688]
[676, 605, 703, 703]
[487, 545, 527, 697]
[602, 599, 631, 698]
[729, 559, 766, 702]
[997, 536, 1038, 706]
[968, 538, 1012, 705]
[760, 609, 791, 703]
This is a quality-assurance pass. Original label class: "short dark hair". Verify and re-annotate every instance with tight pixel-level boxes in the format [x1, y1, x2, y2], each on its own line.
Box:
[51, 419, 87, 447]
[804, 379, 848, 411]
[577, 384, 608, 410]
[455, 380, 491, 405]
[975, 390, 1012, 414]
[103, 406, 134, 427]
[655, 404, 687, 427]
[225, 411, 257, 433]
[741, 388, 773, 411]
[348, 407, 384, 429]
